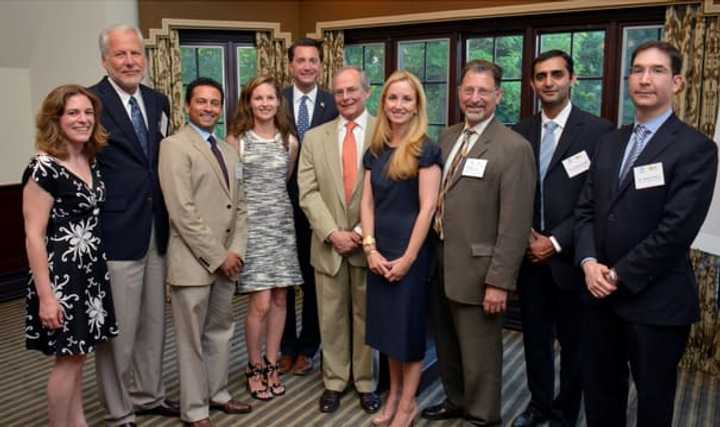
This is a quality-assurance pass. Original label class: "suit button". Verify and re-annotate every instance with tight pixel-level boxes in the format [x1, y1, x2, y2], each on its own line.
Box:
[608, 214, 616, 222]
[147, 196, 152, 202]
[226, 228, 231, 233]
[226, 204, 232, 209]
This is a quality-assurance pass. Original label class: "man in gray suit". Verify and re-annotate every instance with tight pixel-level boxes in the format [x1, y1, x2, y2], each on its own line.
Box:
[423, 60, 536, 426]
[298, 66, 380, 414]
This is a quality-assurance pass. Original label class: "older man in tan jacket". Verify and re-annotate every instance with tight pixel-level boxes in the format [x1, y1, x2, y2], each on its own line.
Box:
[159, 78, 251, 427]
[298, 66, 381, 414]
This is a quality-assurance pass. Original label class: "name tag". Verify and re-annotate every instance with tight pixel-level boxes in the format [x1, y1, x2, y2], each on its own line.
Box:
[561, 150, 591, 178]
[235, 161, 243, 182]
[462, 158, 487, 178]
[633, 162, 665, 189]
[159, 112, 169, 137]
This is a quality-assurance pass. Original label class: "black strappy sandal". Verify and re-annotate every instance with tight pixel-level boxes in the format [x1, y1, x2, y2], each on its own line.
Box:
[264, 355, 287, 396]
[245, 361, 273, 401]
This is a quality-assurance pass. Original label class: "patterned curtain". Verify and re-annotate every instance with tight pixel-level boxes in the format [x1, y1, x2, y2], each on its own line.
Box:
[665, 4, 720, 376]
[146, 29, 185, 133]
[256, 32, 290, 87]
[321, 30, 344, 90]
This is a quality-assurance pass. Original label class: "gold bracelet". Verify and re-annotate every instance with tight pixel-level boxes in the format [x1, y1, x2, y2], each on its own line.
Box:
[362, 235, 376, 246]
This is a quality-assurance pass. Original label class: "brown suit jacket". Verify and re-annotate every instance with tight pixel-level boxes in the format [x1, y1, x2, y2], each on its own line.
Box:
[298, 115, 375, 276]
[158, 125, 248, 286]
[439, 119, 536, 305]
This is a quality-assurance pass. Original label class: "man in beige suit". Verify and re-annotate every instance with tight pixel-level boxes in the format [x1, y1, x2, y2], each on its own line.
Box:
[298, 66, 381, 414]
[158, 78, 251, 427]
[422, 60, 536, 426]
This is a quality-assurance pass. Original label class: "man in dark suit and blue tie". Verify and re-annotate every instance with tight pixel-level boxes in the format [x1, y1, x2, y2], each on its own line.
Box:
[279, 37, 339, 376]
[575, 41, 718, 427]
[90, 24, 178, 426]
[512, 50, 613, 427]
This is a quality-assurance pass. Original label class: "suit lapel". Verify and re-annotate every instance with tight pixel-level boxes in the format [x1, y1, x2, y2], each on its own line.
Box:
[322, 118, 346, 205]
[609, 125, 637, 202]
[187, 127, 231, 198]
[99, 77, 148, 165]
[141, 85, 159, 165]
[311, 90, 329, 128]
[528, 114, 542, 161]
[447, 120, 494, 192]
[547, 108, 583, 174]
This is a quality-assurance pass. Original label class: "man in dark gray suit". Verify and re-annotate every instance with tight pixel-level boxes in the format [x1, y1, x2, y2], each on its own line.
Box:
[512, 50, 613, 427]
[279, 37, 339, 376]
[423, 60, 536, 426]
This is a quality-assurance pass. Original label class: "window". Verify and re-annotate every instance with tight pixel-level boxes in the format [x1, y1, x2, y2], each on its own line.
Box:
[179, 30, 257, 139]
[538, 30, 606, 117]
[344, 43, 385, 115]
[618, 25, 664, 125]
[398, 39, 449, 141]
[466, 35, 524, 124]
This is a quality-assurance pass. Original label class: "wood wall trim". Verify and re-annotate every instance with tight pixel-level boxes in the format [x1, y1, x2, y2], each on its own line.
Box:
[307, 0, 693, 37]
[146, 18, 292, 47]
[706, 0, 720, 14]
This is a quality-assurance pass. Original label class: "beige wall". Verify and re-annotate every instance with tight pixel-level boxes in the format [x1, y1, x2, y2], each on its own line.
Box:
[0, 0, 137, 185]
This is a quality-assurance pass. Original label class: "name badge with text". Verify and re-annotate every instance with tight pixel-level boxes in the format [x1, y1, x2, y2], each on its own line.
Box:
[562, 150, 591, 178]
[462, 158, 488, 178]
[633, 162, 665, 190]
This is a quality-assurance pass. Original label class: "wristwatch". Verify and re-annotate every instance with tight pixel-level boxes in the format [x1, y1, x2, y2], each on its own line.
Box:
[607, 268, 618, 284]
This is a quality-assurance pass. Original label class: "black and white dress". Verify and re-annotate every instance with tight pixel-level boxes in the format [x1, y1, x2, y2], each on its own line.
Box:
[237, 131, 303, 292]
[22, 154, 118, 356]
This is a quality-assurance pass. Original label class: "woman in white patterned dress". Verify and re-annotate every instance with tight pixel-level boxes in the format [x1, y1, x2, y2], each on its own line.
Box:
[22, 85, 118, 426]
[227, 75, 303, 401]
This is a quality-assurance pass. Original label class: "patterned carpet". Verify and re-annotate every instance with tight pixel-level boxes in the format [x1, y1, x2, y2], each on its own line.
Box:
[0, 293, 718, 426]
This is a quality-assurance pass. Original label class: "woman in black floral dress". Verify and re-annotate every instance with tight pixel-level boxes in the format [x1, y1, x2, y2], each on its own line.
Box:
[22, 84, 118, 426]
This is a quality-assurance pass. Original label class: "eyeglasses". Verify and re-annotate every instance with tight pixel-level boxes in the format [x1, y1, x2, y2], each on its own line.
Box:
[461, 88, 499, 98]
[629, 66, 672, 77]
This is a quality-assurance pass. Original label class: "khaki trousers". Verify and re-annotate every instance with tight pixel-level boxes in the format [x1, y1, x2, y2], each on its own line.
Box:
[315, 260, 376, 393]
[171, 278, 236, 422]
[95, 228, 167, 426]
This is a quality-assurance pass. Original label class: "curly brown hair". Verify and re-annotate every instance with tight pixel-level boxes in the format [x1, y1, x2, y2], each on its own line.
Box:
[35, 84, 108, 161]
[229, 75, 292, 150]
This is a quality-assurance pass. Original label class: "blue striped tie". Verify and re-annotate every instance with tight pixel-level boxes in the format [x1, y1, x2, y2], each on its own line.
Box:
[618, 124, 651, 185]
[297, 95, 310, 142]
[129, 96, 149, 157]
[539, 121, 558, 229]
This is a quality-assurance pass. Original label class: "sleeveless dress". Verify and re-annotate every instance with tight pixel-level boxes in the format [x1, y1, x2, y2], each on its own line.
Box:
[22, 154, 118, 356]
[363, 139, 442, 362]
[238, 131, 303, 292]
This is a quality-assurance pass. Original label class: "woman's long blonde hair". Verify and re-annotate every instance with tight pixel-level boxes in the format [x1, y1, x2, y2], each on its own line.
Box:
[369, 70, 428, 180]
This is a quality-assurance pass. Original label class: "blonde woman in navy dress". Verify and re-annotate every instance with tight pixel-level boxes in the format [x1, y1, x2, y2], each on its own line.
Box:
[22, 85, 118, 426]
[360, 71, 442, 427]
[227, 75, 303, 401]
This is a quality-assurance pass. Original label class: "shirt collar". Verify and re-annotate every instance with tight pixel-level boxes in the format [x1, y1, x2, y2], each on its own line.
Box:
[464, 113, 495, 136]
[635, 108, 673, 133]
[107, 76, 141, 106]
[189, 122, 216, 143]
[339, 109, 368, 131]
[293, 84, 317, 105]
[541, 101, 573, 129]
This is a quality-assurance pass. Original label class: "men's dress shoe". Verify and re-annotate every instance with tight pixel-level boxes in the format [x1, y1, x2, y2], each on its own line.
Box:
[185, 418, 213, 427]
[135, 398, 180, 417]
[359, 392, 382, 414]
[278, 354, 295, 374]
[319, 389, 342, 413]
[511, 406, 549, 427]
[421, 400, 463, 420]
[210, 399, 252, 414]
[291, 355, 313, 375]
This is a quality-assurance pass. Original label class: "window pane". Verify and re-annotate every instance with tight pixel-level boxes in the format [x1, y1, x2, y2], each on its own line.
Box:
[539, 32, 571, 53]
[426, 40, 449, 82]
[364, 45, 385, 84]
[572, 79, 603, 116]
[368, 84, 382, 116]
[572, 31, 605, 77]
[427, 125, 443, 142]
[466, 37, 494, 62]
[424, 83, 447, 124]
[197, 47, 224, 84]
[215, 123, 226, 140]
[497, 81, 521, 124]
[180, 47, 198, 84]
[236, 46, 257, 88]
[344, 45, 363, 67]
[398, 42, 426, 79]
[621, 81, 635, 125]
[495, 36, 523, 79]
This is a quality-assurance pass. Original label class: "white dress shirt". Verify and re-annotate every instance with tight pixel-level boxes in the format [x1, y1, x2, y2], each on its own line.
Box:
[443, 114, 494, 182]
[107, 77, 148, 128]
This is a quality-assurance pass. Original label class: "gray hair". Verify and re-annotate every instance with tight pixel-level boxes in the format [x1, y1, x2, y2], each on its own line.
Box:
[99, 24, 145, 58]
[333, 65, 370, 92]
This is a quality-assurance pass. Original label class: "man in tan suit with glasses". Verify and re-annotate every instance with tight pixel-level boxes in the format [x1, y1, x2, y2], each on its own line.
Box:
[423, 60, 536, 426]
[298, 66, 381, 415]
[159, 78, 252, 427]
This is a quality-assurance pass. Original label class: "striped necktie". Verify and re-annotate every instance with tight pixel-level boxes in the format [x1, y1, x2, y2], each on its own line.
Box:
[618, 124, 651, 185]
[539, 121, 558, 229]
[433, 129, 474, 240]
[129, 96, 149, 157]
[297, 95, 310, 142]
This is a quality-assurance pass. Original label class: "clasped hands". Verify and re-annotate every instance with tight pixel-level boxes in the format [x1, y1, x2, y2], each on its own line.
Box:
[582, 260, 618, 298]
[365, 247, 413, 283]
[221, 251, 244, 280]
[527, 229, 556, 264]
[328, 230, 362, 255]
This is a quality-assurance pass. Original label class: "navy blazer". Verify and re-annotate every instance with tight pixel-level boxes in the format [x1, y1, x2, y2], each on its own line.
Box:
[90, 76, 170, 260]
[282, 86, 339, 213]
[575, 113, 717, 325]
[514, 106, 613, 290]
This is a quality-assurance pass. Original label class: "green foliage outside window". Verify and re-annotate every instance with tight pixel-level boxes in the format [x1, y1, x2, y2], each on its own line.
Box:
[343, 43, 385, 116]
[180, 45, 227, 138]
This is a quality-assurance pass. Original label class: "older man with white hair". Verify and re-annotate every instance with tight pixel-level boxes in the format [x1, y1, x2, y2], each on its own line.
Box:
[90, 24, 178, 426]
